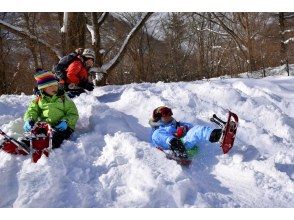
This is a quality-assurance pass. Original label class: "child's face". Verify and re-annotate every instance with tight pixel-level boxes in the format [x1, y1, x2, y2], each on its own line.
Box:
[85, 59, 94, 68]
[43, 84, 58, 96]
[161, 115, 173, 123]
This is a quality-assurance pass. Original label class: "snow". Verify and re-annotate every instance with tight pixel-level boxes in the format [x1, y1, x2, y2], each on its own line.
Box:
[239, 64, 294, 78]
[60, 12, 68, 33]
[0, 71, 294, 207]
[86, 24, 96, 44]
[284, 37, 294, 45]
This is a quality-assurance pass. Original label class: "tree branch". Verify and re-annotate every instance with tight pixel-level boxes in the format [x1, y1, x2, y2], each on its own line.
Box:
[102, 12, 153, 73]
[211, 13, 248, 58]
[0, 19, 62, 59]
[98, 12, 109, 26]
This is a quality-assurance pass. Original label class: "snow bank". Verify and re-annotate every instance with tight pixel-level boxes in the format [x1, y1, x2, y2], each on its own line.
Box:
[0, 75, 293, 207]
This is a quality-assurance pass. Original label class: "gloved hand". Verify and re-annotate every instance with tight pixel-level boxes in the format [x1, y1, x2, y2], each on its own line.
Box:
[175, 126, 188, 138]
[84, 82, 94, 91]
[23, 120, 35, 132]
[169, 138, 187, 158]
[79, 81, 94, 91]
[55, 120, 68, 131]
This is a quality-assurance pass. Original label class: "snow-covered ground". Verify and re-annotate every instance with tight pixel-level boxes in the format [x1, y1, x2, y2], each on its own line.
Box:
[0, 74, 293, 208]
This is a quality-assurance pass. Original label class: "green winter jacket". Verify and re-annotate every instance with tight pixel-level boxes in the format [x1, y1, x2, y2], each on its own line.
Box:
[24, 94, 79, 130]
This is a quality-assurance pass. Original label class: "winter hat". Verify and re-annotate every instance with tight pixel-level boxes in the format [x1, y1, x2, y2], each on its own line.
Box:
[152, 106, 173, 121]
[34, 70, 59, 90]
[82, 48, 95, 59]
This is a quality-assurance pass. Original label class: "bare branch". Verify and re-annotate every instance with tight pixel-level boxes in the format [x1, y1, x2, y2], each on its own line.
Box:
[102, 12, 153, 72]
[98, 12, 109, 26]
[284, 37, 294, 44]
[0, 19, 62, 59]
[91, 12, 103, 67]
[284, 13, 294, 19]
[211, 13, 248, 58]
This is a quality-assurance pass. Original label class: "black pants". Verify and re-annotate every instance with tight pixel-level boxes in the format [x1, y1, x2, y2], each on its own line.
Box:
[52, 127, 73, 149]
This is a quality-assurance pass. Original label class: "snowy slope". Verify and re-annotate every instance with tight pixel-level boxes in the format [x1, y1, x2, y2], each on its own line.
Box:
[0, 75, 293, 207]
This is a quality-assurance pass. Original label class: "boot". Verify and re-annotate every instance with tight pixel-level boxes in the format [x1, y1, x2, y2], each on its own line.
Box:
[209, 129, 223, 143]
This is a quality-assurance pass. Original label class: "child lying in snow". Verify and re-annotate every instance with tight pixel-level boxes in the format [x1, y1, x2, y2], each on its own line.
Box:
[149, 106, 222, 158]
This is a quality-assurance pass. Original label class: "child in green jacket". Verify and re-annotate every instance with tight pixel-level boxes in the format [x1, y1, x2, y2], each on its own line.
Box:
[23, 70, 79, 148]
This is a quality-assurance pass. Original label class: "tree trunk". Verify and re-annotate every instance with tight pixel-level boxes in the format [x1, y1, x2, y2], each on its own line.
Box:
[0, 19, 62, 59]
[102, 12, 153, 73]
[243, 13, 256, 72]
[0, 28, 6, 95]
[91, 12, 103, 67]
[279, 12, 290, 76]
[23, 13, 43, 69]
[58, 12, 66, 56]
[65, 12, 86, 53]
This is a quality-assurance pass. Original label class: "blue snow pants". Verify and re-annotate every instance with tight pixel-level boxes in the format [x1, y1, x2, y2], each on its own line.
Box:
[152, 125, 214, 150]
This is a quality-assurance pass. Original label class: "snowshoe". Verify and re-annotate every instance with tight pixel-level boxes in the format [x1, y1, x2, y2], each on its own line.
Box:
[0, 129, 30, 155]
[157, 146, 198, 167]
[210, 111, 239, 154]
[165, 152, 192, 167]
[30, 122, 53, 163]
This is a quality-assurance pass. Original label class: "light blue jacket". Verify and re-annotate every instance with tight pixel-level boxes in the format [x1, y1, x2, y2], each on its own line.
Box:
[150, 118, 213, 150]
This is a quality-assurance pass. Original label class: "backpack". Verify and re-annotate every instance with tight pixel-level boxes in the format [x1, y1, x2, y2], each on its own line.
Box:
[53, 52, 79, 81]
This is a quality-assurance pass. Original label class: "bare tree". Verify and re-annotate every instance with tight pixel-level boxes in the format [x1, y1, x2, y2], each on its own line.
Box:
[0, 18, 63, 59]
[101, 13, 153, 73]
[279, 12, 290, 76]
[0, 26, 6, 94]
[0, 12, 153, 89]
[23, 13, 44, 69]
[208, 13, 261, 73]
[0, 12, 292, 95]
[115, 13, 153, 82]
[91, 12, 108, 67]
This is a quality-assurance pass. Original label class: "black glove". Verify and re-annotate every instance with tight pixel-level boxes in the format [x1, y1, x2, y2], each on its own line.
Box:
[85, 82, 94, 91]
[79, 81, 94, 91]
[79, 80, 94, 91]
[169, 138, 187, 158]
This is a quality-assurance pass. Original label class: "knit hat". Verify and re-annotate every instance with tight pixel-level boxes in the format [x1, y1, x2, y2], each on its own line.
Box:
[34, 70, 59, 90]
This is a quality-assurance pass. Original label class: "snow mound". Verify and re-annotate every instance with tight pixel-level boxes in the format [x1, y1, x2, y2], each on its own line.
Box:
[0, 75, 293, 207]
